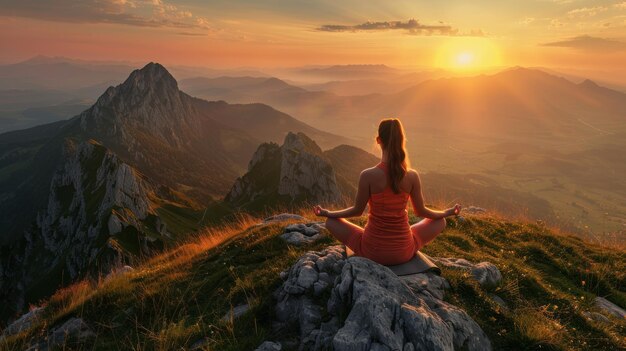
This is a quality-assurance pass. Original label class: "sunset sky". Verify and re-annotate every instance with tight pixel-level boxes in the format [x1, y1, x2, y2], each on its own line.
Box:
[1, 0, 625, 82]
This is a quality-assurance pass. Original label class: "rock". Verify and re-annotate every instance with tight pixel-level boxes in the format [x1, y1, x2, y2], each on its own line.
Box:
[471, 262, 502, 289]
[285, 223, 319, 237]
[255, 341, 282, 351]
[280, 222, 326, 246]
[277, 133, 342, 204]
[432, 257, 502, 288]
[190, 337, 210, 350]
[221, 304, 250, 322]
[582, 311, 611, 324]
[280, 232, 321, 246]
[594, 297, 626, 319]
[26, 317, 96, 351]
[1, 307, 45, 338]
[225, 132, 342, 207]
[264, 213, 307, 223]
[463, 206, 487, 214]
[489, 294, 508, 311]
[273, 246, 492, 351]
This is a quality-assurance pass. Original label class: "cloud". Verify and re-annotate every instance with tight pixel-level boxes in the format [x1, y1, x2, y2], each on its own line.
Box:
[519, 17, 536, 25]
[566, 6, 607, 18]
[615, 2, 626, 10]
[0, 0, 212, 30]
[542, 35, 626, 51]
[176, 32, 206, 36]
[316, 19, 484, 37]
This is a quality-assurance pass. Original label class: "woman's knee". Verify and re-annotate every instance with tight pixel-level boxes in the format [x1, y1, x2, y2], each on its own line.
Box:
[325, 217, 341, 231]
[433, 217, 446, 231]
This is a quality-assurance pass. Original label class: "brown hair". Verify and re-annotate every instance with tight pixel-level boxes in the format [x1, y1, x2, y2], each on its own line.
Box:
[378, 118, 409, 193]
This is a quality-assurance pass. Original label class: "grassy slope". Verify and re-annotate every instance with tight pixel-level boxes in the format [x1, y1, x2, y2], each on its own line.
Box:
[1, 214, 624, 351]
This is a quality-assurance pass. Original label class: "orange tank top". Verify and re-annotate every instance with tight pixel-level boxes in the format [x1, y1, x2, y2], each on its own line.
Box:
[361, 162, 415, 265]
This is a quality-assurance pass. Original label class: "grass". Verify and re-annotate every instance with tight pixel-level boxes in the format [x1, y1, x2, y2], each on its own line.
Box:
[1, 212, 624, 351]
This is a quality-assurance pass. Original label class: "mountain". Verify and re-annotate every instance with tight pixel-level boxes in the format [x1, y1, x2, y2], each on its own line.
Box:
[0, 63, 347, 322]
[185, 67, 626, 141]
[225, 132, 343, 210]
[293, 64, 401, 80]
[323, 144, 379, 197]
[0, 57, 273, 134]
[301, 70, 449, 95]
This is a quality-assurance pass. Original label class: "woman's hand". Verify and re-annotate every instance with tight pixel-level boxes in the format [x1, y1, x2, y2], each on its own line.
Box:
[445, 204, 462, 217]
[313, 205, 329, 217]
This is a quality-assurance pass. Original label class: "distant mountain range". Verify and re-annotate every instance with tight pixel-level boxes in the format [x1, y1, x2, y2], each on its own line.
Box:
[181, 67, 626, 142]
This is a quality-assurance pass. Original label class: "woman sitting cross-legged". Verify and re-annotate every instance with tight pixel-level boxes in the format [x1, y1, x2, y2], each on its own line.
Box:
[313, 118, 461, 266]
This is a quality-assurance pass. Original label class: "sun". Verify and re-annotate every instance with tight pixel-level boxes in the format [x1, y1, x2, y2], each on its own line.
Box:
[455, 52, 474, 66]
[434, 38, 502, 71]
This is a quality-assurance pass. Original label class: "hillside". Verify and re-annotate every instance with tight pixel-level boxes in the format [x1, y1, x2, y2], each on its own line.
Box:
[1, 213, 623, 350]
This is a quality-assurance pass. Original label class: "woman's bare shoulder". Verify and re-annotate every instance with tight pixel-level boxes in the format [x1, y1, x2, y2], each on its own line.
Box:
[407, 168, 420, 177]
[360, 165, 383, 178]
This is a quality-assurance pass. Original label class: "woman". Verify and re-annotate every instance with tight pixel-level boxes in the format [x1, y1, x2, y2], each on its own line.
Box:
[314, 118, 461, 266]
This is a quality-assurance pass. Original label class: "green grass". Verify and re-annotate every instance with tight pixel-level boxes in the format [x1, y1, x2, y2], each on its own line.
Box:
[1, 214, 624, 351]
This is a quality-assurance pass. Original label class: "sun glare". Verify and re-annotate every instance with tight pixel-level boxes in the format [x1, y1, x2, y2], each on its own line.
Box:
[434, 38, 502, 71]
[455, 52, 474, 66]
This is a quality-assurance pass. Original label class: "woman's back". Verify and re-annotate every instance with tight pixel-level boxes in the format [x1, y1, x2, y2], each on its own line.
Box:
[368, 162, 410, 217]
[361, 162, 415, 265]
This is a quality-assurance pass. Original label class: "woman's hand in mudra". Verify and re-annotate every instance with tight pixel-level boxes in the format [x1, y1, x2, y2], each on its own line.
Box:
[313, 205, 329, 217]
[445, 204, 462, 217]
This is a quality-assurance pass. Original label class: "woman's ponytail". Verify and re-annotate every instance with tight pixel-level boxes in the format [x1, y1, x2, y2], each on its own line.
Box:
[378, 118, 409, 193]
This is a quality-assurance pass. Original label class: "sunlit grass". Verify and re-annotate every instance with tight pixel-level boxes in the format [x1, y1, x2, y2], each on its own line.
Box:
[2, 210, 623, 351]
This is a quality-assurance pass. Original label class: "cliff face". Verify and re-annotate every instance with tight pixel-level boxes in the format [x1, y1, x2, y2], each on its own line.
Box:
[0, 139, 165, 319]
[225, 132, 342, 209]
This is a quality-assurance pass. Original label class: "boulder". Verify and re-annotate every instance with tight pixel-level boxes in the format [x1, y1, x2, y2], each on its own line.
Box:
[594, 297, 626, 319]
[1, 307, 45, 338]
[432, 257, 502, 288]
[26, 317, 95, 351]
[255, 341, 282, 351]
[280, 222, 325, 246]
[221, 304, 250, 322]
[271, 246, 491, 351]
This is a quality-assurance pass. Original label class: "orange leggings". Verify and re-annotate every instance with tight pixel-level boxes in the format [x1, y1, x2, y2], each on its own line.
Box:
[325, 217, 447, 265]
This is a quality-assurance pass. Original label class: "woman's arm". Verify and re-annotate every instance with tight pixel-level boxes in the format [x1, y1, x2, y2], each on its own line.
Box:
[409, 170, 460, 219]
[314, 170, 370, 218]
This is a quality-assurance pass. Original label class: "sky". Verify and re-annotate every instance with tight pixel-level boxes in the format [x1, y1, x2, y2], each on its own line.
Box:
[0, 0, 625, 82]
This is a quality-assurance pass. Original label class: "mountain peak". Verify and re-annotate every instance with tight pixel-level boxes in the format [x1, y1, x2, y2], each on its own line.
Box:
[283, 132, 323, 157]
[121, 62, 178, 92]
[579, 79, 599, 88]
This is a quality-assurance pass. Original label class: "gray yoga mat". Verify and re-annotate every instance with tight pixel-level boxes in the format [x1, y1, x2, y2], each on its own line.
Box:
[346, 247, 441, 276]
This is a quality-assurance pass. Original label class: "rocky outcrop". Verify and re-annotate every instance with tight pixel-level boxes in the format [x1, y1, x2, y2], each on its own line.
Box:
[270, 246, 492, 351]
[0, 307, 45, 339]
[225, 132, 342, 208]
[24, 317, 95, 351]
[277, 133, 340, 204]
[0, 139, 166, 320]
[432, 257, 502, 288]
[594, 297, 626, 319]
[280, 222, 326, 246]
